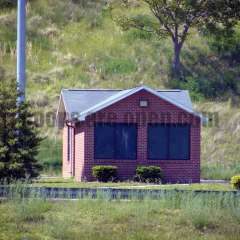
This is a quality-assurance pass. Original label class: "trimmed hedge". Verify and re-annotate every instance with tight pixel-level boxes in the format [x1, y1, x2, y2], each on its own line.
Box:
[92, 165, 118, 182]
[231, 175, 240, 190]
[134, 165, 163, 183]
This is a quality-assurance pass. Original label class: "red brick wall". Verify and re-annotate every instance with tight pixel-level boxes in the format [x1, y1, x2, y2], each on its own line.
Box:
[62, 126, 72, 178]
[63, 89, 201, 183]
[74, 125, 85, 181]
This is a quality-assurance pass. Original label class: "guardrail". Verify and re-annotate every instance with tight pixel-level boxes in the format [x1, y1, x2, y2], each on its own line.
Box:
[0, 186, 239, 200]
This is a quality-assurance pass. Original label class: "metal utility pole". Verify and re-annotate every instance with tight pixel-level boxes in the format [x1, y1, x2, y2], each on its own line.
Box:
[17, 0, 26, 104]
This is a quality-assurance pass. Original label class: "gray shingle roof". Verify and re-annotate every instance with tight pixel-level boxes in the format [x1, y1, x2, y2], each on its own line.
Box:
[61, 89, 121, 117]
[56, 86, 202, 127]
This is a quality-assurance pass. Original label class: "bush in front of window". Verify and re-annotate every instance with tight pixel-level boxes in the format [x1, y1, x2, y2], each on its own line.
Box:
[134, 166, 163, 183]
[231, 175, 240, 190]
[92, 165, 118, 182]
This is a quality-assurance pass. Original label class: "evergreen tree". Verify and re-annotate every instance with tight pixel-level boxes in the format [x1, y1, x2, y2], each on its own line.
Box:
[0, 74, 42, 181]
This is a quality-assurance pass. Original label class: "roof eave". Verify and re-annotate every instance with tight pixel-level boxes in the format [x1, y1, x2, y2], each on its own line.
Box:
[59, 85, 206, 125]
[56, 91, 70, 128]
[78, 85, 200, 120]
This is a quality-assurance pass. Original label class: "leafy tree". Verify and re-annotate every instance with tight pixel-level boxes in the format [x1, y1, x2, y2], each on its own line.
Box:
[205, 24, 240, 67]
[0, 73, 42, 181]
[111, 0, 240, 76]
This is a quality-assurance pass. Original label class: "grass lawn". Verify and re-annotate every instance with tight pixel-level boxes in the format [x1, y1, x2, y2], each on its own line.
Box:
[0, 192, 239, 240]
[32, 178, 234, 191]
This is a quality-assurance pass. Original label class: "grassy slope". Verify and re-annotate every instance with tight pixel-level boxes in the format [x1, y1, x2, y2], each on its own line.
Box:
[0, 0, 239, 179]
[196, 102, 240, 179]
[0, 194, 239, 240]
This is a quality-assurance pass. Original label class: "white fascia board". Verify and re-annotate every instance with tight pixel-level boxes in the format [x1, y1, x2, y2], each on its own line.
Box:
[56, 91, 72, 128]
[77, 85, 203, 121]
[77, 86, 143, 121]
[143, 86, 205, 120]
[60, 90, 71, 120]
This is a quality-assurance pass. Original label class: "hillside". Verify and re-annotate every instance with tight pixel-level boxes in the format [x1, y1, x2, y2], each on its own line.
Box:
[0, 0, 239, 179]
[196, 102, 240, 179]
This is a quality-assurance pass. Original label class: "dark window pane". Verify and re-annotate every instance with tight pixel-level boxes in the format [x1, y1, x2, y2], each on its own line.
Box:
[94, 124, 114, 159]
[115, 124, 137, 159]
[169, 125, 190, 160]
[148, 124, 168, 159]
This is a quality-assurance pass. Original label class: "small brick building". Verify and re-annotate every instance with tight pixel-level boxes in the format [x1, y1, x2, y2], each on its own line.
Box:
[56, 86, 203, 183]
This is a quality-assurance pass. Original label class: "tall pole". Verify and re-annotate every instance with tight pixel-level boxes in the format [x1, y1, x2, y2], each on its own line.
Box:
[17, 0, 26, 104]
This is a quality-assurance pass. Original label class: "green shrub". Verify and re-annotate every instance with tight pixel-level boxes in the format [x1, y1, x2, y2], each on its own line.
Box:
[92, 165, 118, 182]
[134, 166, 163, 183]
[231, 175, 240, 190]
